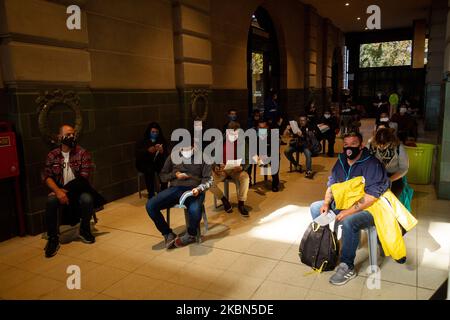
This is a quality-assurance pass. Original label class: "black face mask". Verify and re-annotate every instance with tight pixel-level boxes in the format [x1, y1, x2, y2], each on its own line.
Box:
[61, 135, 77, 148]
[343, 146, 361, 160]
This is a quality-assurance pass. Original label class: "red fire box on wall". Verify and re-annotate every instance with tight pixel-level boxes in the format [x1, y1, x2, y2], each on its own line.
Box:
[0, 122, 20, 179]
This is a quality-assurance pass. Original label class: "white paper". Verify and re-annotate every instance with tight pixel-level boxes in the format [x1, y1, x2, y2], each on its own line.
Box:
[224, 159, 242, 171]
[313, 210, 336, 226]
[289, 120, 300, 134]
[317, 124, 330, 133]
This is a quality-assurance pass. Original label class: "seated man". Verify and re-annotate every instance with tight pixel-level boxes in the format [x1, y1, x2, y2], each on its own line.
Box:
[255, 119, 280, 192]
[284, 115, 320, 179]
[146, 138, 212, 249]
[42, 125, 101, 258]
[374, 112, 398, 134]
[309, 132, 390, 285]
[209, 121, 250, 217]
[318, 110, 339, 157]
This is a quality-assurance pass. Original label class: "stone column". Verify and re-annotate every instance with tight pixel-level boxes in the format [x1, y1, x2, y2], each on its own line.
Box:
[412, 19, 426, 69]
[425, 0, 448, 131]
[436, 1, 450, 199]
[172, 0, 212, 128]
[304, 5, 319, 109]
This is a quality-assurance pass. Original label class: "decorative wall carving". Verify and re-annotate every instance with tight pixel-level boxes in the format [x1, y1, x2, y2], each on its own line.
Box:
[190, 89, 209, 122]
[36, 90, 83, 144]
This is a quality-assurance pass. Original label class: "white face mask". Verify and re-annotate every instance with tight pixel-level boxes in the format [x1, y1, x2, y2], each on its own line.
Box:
[324, 114, 331, 119]
[227, 133, 239, 142]
[380, 117, 389, 122]
[181, 149, 193, 158]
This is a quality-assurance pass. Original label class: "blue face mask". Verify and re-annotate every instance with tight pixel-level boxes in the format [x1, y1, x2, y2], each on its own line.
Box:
[258, 128, 268, 139]
[150, 132, 159, 142]
[228, 115, 237, 121]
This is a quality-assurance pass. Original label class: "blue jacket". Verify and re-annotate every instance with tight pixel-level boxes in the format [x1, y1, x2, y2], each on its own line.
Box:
[327, 148, 390, 198]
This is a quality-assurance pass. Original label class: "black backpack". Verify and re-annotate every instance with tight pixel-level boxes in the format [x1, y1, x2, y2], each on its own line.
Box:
[298, 222, 339, 272]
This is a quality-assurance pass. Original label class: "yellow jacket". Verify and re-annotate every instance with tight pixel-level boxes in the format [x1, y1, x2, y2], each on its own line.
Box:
[330, 176, 417, 261]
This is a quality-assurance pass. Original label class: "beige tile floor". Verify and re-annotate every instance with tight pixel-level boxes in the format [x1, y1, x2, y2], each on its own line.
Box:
[0, 119, 448, 300]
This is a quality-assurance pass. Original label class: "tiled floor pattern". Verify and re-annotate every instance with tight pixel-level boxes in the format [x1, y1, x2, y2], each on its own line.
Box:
[0, 119, 448, 300]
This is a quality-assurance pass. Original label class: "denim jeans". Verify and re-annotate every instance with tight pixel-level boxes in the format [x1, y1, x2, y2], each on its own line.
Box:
[310, 200, 375, 269]
[146, 186, 205, 236]
[45, 192, 94, 238]
[284, 145, 312, 171]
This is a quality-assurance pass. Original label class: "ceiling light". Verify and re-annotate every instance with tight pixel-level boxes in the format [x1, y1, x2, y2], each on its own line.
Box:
[345, 2, 350, 6]
[357, 17, 361, 20]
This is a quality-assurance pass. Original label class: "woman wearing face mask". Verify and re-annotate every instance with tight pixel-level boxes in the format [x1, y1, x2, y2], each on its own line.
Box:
[135, 122, 168, 199]
[374, 112, 398, 135]
[367, 128, 409, 198]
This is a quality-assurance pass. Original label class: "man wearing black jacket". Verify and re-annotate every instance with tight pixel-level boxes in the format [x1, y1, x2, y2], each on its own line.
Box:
[318, 110, 339, 157]
[284, 115, 321, 179]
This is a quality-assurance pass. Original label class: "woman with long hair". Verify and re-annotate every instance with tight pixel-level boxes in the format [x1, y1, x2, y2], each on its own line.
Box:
[367, 128, 409, 197]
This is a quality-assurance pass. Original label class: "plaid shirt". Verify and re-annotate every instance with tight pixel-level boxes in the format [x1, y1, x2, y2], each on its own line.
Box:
[42, 145, 94, 187]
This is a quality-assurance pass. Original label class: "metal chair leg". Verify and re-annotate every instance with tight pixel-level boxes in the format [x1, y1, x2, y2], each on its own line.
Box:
[138, 173, 142, 199]
[367, 226, 378, 274]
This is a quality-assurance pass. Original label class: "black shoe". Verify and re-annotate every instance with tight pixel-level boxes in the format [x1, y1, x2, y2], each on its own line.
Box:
[305, 171, 314, 179]
[45, 237, 60, 258]
[221, 196, 233, 213]
[238, 201, 249, 217]
[79, 227, 96, 244]
[164, 232, 177, 249]
[272, 186, 279, 192]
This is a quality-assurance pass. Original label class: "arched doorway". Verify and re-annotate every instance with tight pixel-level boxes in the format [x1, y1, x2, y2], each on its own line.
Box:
[247, 7, 281, 119]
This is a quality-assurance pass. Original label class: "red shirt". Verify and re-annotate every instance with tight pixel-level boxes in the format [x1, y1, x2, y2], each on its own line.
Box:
[42, 145, 93, 187]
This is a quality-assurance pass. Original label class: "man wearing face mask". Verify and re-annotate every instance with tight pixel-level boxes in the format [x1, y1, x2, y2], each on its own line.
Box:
[135, 122, 168, 199]
[255, 119, 280, 192]
[309, 132, 390, 285]
[223, 108, 239, 133]
[375, 112, 398, 135]
[284, 115, 321, 179]
[209, 122, 250, 216]
[373, 92, 389, 121]
[391, 105, 418, 142]
[42, 125, 101, 258]
[318, 110, 338, 157]
[146, 137, 213, 249]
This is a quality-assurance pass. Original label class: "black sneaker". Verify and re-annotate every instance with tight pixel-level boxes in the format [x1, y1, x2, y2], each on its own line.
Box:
[45, 237, 60, 258]
[221, 197, 233, 213]
[238, 202, 249, 217]
[272, 186, 279, 192]
[305, 171, 314, 179]
[79, 227, 96, 244]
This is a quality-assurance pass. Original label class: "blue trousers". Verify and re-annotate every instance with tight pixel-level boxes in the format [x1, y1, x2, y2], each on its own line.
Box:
[146, 186, 205, 236]
[310, 200, 375, 269]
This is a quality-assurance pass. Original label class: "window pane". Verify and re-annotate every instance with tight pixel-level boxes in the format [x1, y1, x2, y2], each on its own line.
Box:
[359, 40, 412, 68]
